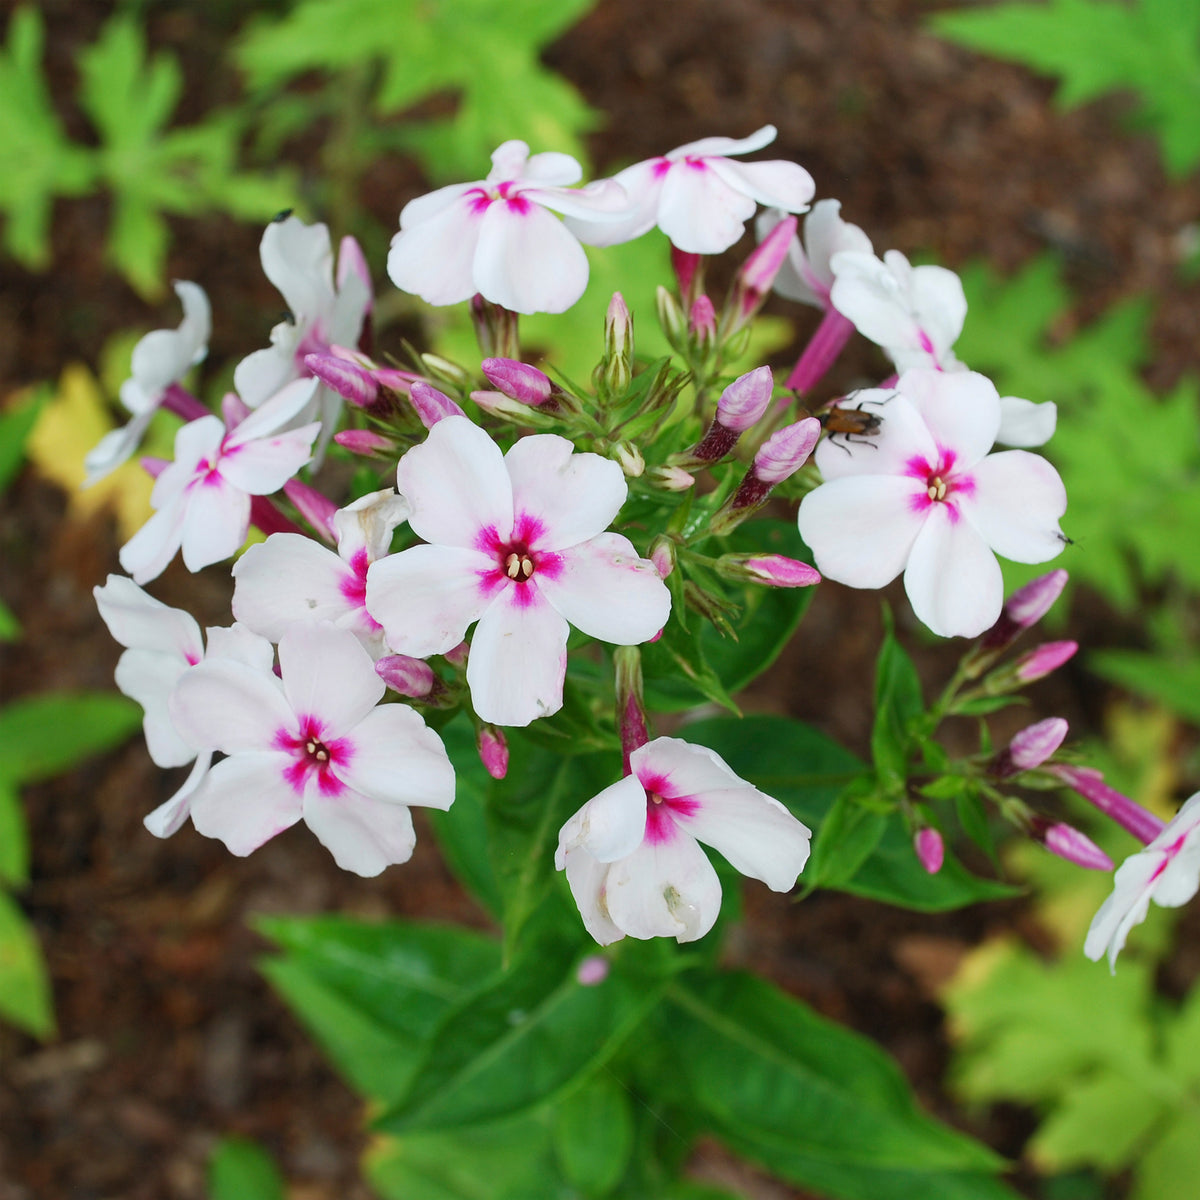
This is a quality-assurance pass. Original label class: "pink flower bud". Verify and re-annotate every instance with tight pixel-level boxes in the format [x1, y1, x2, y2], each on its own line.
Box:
[305, 352, 379, 409]
[161, 383, 209, 423]
[333, 429, 396, 456]
[649, 464, 695, 491]
[717, 366, 775, 433]
[689, 295, 717, 343]
[575, 955, 610, 986]
[409, 381, 466, 428]
[752, 416, 821, 484]
[783, 307, 856, 397]
[672, 247, 702, 301]
[1049, 764, 1166, 845]
[470, 389, 537, 420]
[1009, 717, 1069, 771]
[443, 641, 469, 669]
[732, 215, 796, 320]
[649, 537, 675, 580]
[481, 358, 552, 406]
[1015, 640, 1077, 682]
[980, 569, 1069, 651]
[1041, 822, 1113, 872]
[283, 478, 339, 542]
[221, 392, 251, 428]
[478, 725, 509, 780]
[373, 366, 420, 393]
[914, 828, 945, 875]
[375, 654, 435, 698]
[742, 554, 821, 588]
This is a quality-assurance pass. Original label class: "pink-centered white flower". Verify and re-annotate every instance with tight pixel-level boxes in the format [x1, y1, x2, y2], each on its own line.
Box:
[93, 574, 273, 837]
[797, 368, 1067, 638]
[555, 737, 812, 945]
[233, 489, 409, 656]
[118, 379, 320, 584]
[386, 141, 630, 315]
[1086, 793, 1200, 970]
[566, 125, 815, 256]
[365, 416, 671, 727]
[234, 215, 372, 461]
[169, 621, 455, 876]
[85, 281, 211, 483]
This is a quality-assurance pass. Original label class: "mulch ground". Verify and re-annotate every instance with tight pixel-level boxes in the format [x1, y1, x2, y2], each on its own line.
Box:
[2, 0, 1197, 1196]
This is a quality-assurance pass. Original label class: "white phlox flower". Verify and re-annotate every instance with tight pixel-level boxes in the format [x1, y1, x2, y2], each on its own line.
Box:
[93, 574, 273, 837]
[1086, 793, 1200, 971]
[387, 140, 630, 315]
[118, 378, 320, 584]
[169, 621, 455, 876]
[567, 125, 815, 256]
[757, 200, 872, 309]
[233, 488, 410, 656]
[85, 281, 211, 484]
[234, 215, 373, 461]
[365, 416, 672, 728]
[797, 368, 1067, 638]
[555, 737, 812, 945]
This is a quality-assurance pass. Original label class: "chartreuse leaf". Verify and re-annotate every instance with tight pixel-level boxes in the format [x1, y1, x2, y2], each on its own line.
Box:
[0, 7, 95, 267]
[684, 715, 1017, 911]
[661, 971, 1013, 1200]
[376, 925, 665, 1134]
[237, 0, 599, 181]
[0, 891, 53, 1038]
[930, 0, 1200, 175]
[552, 1073, 635, 1195]
[76, 15, 292, 297]
[257, 915, 500, 1103]
[209, 1136, 285, 1200]
[0, 691, 141, 786]
[0, 782, 29, 887]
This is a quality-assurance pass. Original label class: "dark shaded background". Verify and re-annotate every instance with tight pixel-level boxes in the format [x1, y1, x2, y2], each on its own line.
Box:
[2, 1, 1198, 1196]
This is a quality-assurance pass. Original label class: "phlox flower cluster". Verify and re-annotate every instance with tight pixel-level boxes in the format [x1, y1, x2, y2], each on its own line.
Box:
[92, 122, 1169, 965]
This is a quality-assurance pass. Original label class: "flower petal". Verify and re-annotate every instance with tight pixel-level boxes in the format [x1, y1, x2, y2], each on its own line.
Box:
[603, 834, 722, 943]
[388, 194, 482, 306]
[473, 201, 590, 314]
[705, 156, 814, 213]
[797, 475, 926, 589]
[190, 752, 303, 855]
[366, 543, 495, 656]
[303, 787, 416, 877]
[504, 434, 627, 550]
[227, 377, 320, 444]
[669, 126, 779, 159]
[630, 737, 746, 800]
[812, 391, 938, 481]
[657, 163, 757, 255]
[278, 622, 383, 737]
[180, 476, 251, 572]
[900, 368, 999, 471]
[337, 704, 455, 811]
[962, 450, 1067, 563]
[94, 574, 202, 659]
[466, 587, 569, 726]
[115, 649, 194, 767]
[399, 416, 514, 549]
[260, 215, 334, 325]
[904, 504, 1003, 637]
[170, 657, 293, 753]
[557, 773, 648, 865]
[563, 159, 661, 247]
[232, 534, 355, 641]
[997, 396, 1057, 448]
[144, 751, 212, 838]
[119, 494, 187, 584]
[537, 533, 671, 645]
[562, 849, 626, 946]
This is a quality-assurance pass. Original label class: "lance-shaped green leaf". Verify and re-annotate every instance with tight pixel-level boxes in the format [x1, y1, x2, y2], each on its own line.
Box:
[552, 1073, 635, 1195]
[663, 971, 1010, 1194]
[0, 782, 29, 887]
[0, 7, 95, 267]
[0, 891, 53, 1038]
[375, 933, 665, 1134]
[209, 1137, 285, 1200]
[0, 692, 141, 786]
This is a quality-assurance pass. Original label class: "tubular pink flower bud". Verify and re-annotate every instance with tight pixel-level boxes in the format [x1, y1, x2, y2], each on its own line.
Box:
[980, 569, 1069, 651]
[575, 955, 610, 986]
[914, 827, 944, 875]
[689, 295, 717, 345]
[614, 645, 649, 775]
[283, 478, 339, 542]
[409, 381, 466, 428]
[478, 725, 509, 780]
[375, 654, 436, 699]
[739, 554, 821, 588]
[469, 293, 519, 359]
[161, 383, 210, 424]
[717, 366, 775, 433]
[783, 306, 856, 397]
[672, 247, 703, 304]
[1049, 764, 1166, 845]
[1015, 640, 1077, 682]
[1010, 717, 1069, 770]
[305, 352, 379, 409]
[728, 215, 796, 326]
[372, 366, 420, 394]
[334, 429, 397, 456]
[752, 416, 822, 484]
[648, 464, 695, 492]
[481, 357, 553, 406]
[1040, 821, 1114, 872]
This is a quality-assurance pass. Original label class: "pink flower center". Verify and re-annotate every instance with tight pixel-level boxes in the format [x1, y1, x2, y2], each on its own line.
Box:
[339, 548, 382, 632]
[475, 513, 562, 603]
[640, 772, 700, 845]
[275, 715, 352, 797]
[467, 181, 533, 217]
[905, 447, 976, 519]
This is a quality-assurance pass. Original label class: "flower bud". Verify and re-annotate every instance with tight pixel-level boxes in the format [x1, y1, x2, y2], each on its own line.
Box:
[734, 553, 821, 589]
[648, 536, 676, 580]
[469, 389, 541, 421]
[613, 645, 649, 773]
[420, 353, 471, 389]
[333, 429, 396, 457]
[221, 391, 251, 428]
[914, 828, 945, 875]
[1010, 717, 1069, 770]
[717, 366, 775, 433]
[337, 235, 373, 306]
[375, 654, 435, 698]
[1049, 764, 1166, 845]
[470, 294, 518, 359]
[409, 381, 466, 428]
[689, 295, 717, 347]
[979, 569, 1069, 652]
[1039, 821, 1113, 872]
[576, 955, 610, 986]
[601, 292, 633, 396]
[727, 215, 796, 330]
[373, 366, 420, 394]
[655, 285, 686, 347]
[283, 478, 338, 542]
[672, 247, 703, 305]
[648, 464, 695, 492]
[305, 352, 379, 409]
[1015, 640, 1078, 683]
[442, 641, 470, 669]
[752, 416, 822, 484]
[481, 357, 552, 406]
[478, 725, 509, 780]
[612, 441, 645, 477]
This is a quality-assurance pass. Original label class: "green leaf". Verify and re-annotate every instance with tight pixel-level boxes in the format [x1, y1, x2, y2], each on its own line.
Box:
[237, 0, 600, 181]
[872, 614, 924, 792]
[376, 934, 664, 1134]
[807, 790, 888, 891]
[1133, 1108, 1200, 1200]
[930, 0, 1200, 175]
[0, 781, 29, 887]
[0, 691, 141, 786]
[209, 1136, 285, 1200]
[1030, 1072, 1163, 1171]
[1089, 648, 1200, 726]
[665, 971, 1007, 1177]
[0, 7, 96, 267]
[552, 1073, 635, 1195]
[0, 599, 19, 642]
[0, 891, 53, 1037]
[0, 388, 44, 494]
